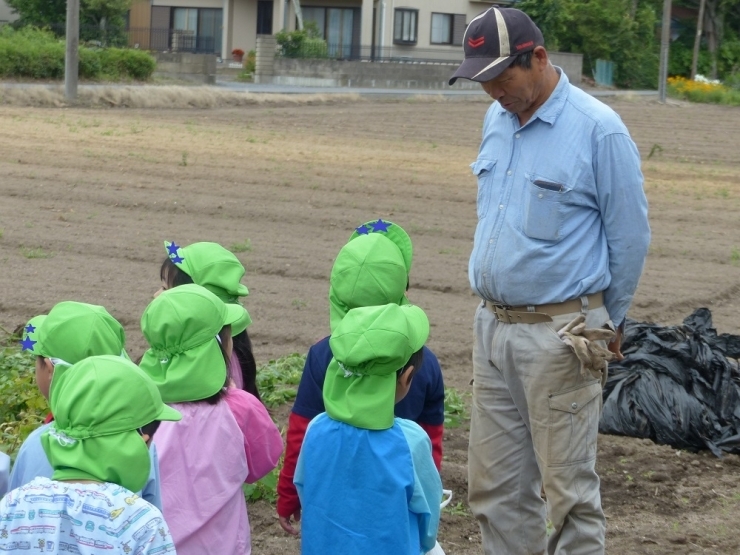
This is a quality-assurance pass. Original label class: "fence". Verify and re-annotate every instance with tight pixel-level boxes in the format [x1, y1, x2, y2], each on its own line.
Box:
[46, 24, 218, 54]
[280, 41, 463, 64]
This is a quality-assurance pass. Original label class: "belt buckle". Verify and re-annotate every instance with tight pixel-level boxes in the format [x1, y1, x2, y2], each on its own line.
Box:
[494, 304, 513, 324]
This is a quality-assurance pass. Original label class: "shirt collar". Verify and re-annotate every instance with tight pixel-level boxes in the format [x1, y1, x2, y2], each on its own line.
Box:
[532, 67, 569, 126]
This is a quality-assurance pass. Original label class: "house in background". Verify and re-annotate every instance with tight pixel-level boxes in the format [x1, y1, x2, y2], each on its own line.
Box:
[0, 0, 19, 25]
[127, 0, 513, 62]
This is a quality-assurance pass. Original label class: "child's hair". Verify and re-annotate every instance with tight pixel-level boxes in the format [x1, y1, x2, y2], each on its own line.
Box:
[202, 325, 232, 405]
[160, 257, 260, 401]
[397, 348, 424, 383]
[139, 420, 162, 440]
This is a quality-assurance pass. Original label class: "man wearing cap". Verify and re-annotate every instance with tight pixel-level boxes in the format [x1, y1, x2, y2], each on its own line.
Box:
[10, 301, 165, 510]
[450, 6, 650, 555]
[0, 355, 181, 554]
[295, 303, 442, 554]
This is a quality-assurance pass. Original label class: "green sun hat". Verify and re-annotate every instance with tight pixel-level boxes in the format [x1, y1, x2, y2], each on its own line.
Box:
[329, 232, 410, 331]
[163, 241, 252, 335]
[19, 315, 46, 356]
[323, 303, 430, 431]
[164, 241, 250, 302]
[41, 355, 181, 493]
[20, 302, 128, 365]
[140, 284, 246, 403]
[349, 219, 413, 274]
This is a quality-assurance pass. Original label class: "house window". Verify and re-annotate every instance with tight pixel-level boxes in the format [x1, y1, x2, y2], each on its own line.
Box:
[431, 13, 452, 45]
[301, 7, 358, 59]
[431, 13, 467, 46]
[393, 9, 417, 45]
[171, 7, 222, 54]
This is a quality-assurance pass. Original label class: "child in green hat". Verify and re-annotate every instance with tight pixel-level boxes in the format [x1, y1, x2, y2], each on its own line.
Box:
[139, 284, 282, 555]
[295, 303, 442, 554]
[157, 241, 259, 400]
[278, 219, 445, 535]
[9, 301, 164, 509]
[0, 355, 182, 553]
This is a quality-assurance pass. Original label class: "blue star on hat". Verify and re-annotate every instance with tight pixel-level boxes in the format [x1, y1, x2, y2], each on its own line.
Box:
[171, 254, 184, 264]
[25, 324, 36, 334]
[20, 336, 37, 352]
[371, 219, 391, 233]
[355, 225, 370, 235]
[166, 242, 181, 256]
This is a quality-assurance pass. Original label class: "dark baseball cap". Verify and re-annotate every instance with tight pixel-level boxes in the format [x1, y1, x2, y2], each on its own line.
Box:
[449, 7, 544, 86]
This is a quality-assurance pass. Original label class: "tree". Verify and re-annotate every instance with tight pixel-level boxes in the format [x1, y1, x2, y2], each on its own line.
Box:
[518, 0, 661, 88]
[8, 0, 132, 45]
[8, 0, 132, 30]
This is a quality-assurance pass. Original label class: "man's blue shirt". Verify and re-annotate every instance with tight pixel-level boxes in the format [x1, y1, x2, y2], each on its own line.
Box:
[469, 70, 650, 325]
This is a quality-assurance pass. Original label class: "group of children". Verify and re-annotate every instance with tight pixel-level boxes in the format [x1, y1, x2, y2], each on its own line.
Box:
[0, 218, 446, 555]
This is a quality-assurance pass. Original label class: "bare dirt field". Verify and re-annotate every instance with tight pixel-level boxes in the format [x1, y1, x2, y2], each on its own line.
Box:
[1, 93, 740, 554]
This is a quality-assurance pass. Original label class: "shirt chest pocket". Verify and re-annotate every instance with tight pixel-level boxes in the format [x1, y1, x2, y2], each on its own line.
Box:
[523, 172, 572, 241]
[471, 159, 497, 220]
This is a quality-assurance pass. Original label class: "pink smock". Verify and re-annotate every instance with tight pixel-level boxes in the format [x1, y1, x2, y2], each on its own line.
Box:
[154, 391, 282, 555]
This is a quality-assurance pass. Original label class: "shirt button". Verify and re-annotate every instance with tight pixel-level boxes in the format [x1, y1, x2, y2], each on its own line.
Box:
[499, 205, 504, 210]
[571, 403, 578, 410]
[506, 170, 512, 176]
[538, 193, 543, 199]
[483, 273, 487, 278]
[515, 133, 521, 139]
[489, 239, 493, 244]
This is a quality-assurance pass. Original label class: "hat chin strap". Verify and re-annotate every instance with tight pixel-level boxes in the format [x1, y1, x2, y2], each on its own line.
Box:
[49, 357, 72, 368]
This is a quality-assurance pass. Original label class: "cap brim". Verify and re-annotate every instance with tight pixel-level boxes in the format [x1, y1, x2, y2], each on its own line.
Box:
[156, 403, 182, 422]
[21, 315, 46, 356]
[224, 303, 250, 331]
[400, 305, 430, 352]
[449, 55, 516, 86]
[230, 306, 252, 336]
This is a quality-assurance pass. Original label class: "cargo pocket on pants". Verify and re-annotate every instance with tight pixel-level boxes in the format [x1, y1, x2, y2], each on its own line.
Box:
[547, 381, 602, 466]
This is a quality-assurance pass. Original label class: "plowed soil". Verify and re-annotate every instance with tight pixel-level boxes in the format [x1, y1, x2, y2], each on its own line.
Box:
[1, 94, 739, 554]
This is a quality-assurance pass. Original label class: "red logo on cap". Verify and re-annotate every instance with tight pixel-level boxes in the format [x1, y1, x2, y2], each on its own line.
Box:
[468, 36, 485, 48]
[516, 41, 534, 51]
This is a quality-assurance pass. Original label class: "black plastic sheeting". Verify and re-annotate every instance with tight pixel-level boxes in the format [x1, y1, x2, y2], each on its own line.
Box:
[599, 308, 740, 457]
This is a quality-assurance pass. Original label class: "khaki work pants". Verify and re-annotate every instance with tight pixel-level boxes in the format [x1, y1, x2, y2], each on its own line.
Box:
[469, 302, 609, 555]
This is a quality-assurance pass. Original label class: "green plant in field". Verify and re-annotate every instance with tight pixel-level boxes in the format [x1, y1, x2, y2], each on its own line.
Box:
[230, 239, 252, 253]
[243, 467, 279, 503]
[179, 152, 188, 167]
[256, 353, 305, 409]
[444, 387, 469, 428]
[443, 501, 469, 517]
[291, 299, 307, 310]
[0, 339, 48, 457]
[20, 247, 51, 259]
[730, 247, 740, 266]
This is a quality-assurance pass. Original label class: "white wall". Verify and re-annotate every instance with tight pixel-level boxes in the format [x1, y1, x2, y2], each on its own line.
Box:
[0, 0, 19, 24]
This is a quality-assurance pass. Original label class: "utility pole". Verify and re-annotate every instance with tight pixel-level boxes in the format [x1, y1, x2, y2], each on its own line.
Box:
[691, 0, 707, 80]
[65, 0, 80, 101]
[658, 0, 672, 103]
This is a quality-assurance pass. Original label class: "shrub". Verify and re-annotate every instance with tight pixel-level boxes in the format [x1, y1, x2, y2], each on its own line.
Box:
[0, 26, 156, 81]
[98, 48, 156, 81]
[667, 76, 740, 106]
[0, 340, 47, 458]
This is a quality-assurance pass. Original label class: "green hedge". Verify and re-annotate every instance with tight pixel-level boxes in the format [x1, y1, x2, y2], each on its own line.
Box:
[0, 27, 155, 81]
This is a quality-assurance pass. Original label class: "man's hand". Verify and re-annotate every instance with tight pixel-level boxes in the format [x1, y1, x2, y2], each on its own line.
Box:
[607, 326, 624, 361]
[278, 510, 301, 536]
